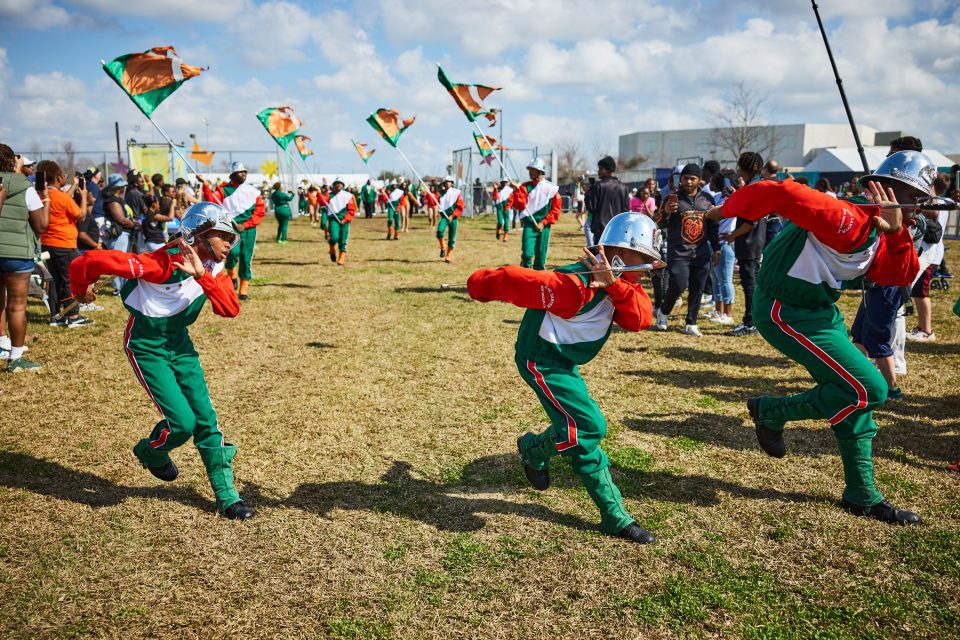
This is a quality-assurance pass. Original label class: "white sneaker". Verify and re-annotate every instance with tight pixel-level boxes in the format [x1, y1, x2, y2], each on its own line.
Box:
[905, 327, 936, 342]
[704, 310, 720, 320]
[715, 314, 735, 325]
[79, 303, 104, 312]
[701, 294, 714, 305]
[654, 310, 669, 331]
[683, 324, 702, 337]
[0, 347, 8, 361]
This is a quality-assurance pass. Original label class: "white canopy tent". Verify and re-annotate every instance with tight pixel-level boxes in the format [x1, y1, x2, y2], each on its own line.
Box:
[804, 146, 955, 173]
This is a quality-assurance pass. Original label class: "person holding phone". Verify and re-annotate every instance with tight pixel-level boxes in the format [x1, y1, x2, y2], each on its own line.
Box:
[0, 146, 49, 372]
[36, 159, 92, 328]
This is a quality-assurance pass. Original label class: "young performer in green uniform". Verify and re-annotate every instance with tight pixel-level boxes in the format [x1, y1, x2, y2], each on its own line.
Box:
[69, 202, 255, 520]
[326, 178, 357, 266]
[201, 162, 265, 300]
[494, 179, 514, 242]
[436, 176, 464, 263]
[270, 182, 294, 243]
[511, 158, 561, 270]
[705, 151, 933, 524]
[468, 212, 662, 543]
[386, 182, 403, 241]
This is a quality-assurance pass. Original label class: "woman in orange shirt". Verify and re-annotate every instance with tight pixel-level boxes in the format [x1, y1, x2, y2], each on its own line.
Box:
[36, 160, 91, 327]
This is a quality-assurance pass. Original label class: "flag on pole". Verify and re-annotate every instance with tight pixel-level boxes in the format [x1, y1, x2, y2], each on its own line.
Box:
[473, 132, 504, 157]
[294, 135, 314, 160]
[437, 65, 499, 125]
[190, 142, 215, 166]
[366, 108, 415, 148]
[352, 140, 375, 163]
[256, 106, 303, 150]
[102, 46, 205, 118]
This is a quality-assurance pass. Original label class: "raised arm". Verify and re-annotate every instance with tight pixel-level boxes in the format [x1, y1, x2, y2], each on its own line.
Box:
[242, 196, 266, 229]
[467, 266, 590, 319]
[196, 270, 240, 318]
[69, 248, 177, 298]
[607, 278, 653, 332]
[719, 179, 875, 252]
[511, 184, 528, 211]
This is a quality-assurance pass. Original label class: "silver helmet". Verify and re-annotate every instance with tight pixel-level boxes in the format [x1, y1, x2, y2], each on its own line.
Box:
[526, 157, 546, 174]
[860, 150, 937, 197]
[229, 161, 247, 174]
[180, 202, 239, 248]
[595, 211, 661, 263]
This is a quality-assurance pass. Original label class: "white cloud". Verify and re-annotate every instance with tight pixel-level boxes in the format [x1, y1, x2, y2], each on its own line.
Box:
[69, 0, 248, 21]
[524, 39, 630, 86]
[17, 72, 86, 99]
[0, 0, 70, 29]
[229, 1, 320, 67]
[519, 114, 584, 145]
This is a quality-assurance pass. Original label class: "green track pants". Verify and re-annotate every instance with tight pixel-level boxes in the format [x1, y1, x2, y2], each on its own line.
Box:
[329, 219, 350, 252]
[437, 216, 458, 249]
[225, 227, 257, 281]
[753, 293, 888, 507]
[125, 318, 242, 512]
[520, 221, 550, 270]
[275, 214, 289, 241]
[496, 204, 510, 231]
[515, 354, 634, 534]
[387, 204, 400, 230]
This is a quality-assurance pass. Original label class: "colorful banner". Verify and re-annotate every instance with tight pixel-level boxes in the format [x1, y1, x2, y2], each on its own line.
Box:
[103, 46, 205, 118]
[256, 106, 303, 150]
[352, 139, 375, 163]
[437, 65, 499, 125]
[366, 108, 415, 148]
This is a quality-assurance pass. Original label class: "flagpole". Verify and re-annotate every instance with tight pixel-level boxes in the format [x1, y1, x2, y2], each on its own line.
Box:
[393, 142, 434, 199]
[470, 119, 515, 183]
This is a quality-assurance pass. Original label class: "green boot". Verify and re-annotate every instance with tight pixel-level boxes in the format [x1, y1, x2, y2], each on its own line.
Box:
[578, 465, 634, 535]
[757, 392, 821, 430]
[835, 436, 883, 508]
[197, 444, 243, 513]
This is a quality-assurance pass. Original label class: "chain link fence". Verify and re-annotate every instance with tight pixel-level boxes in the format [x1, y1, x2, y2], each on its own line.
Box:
[450, 147, 553, 217]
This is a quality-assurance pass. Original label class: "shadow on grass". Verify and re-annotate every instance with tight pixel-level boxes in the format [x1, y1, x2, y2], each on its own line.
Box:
[656, 346, 792, 369]
[906, 341, 960, 355]
[247, 459, 595, 533]
[622, 368, 805, 404]
[0, 452, 215, 511]
[370, 258, 436, 264]
[254, 259, 319, 267]
[256, 282, 313, 289]
[394, 286, 459, 294]
[306, 342, 336, 349]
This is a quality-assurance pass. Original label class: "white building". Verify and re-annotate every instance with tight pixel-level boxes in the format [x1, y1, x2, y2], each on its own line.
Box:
[618, 123, 897, 170]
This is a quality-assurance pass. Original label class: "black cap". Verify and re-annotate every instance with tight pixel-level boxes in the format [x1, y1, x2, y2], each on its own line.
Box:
[680, 163, 701, 178]
[598, 156, 616, 172]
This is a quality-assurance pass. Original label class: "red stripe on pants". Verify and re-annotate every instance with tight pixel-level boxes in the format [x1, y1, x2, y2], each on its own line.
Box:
[526, 360, 579, 451]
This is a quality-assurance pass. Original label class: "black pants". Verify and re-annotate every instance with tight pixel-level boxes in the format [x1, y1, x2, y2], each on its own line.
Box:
[363, 201, 375, 218]
[661, 256, 710, 325]
[737, 258, 759, 327]
[42, 246, 79, 321]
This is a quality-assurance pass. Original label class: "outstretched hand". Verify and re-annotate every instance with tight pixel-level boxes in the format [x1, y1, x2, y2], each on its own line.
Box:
[580, 247, 616, 289]
[704, 205, 724, 221]
[176, 240, 206, 278]
[865, 180, 902, 234]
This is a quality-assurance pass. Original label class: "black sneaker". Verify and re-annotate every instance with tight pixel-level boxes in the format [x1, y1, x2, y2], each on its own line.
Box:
[747, 397, 785, 458]
[66, 315, 95, 328]
[517, 437, 550, 490]
[727, 324, 757, 337]
[840, 498, 921, 525]
[329, 252, 337, 263]
[147, 460, 179, 482]
[223, 500, 256, 520]
[440, 249, 447, 259]
[49, 317, 68, 327]
[616, 522, 656, 544]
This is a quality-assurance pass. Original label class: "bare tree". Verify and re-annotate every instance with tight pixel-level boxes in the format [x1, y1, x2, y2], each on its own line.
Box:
[707, 83, 781, 162]
[618, 154, 648, 171]
[555, 137, 588, 182]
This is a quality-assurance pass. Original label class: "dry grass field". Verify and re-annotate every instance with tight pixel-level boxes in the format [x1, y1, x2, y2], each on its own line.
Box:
[1, 214, 958, 639]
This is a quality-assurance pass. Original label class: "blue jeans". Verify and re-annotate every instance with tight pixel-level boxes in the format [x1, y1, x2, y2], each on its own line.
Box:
[106, 230, 132, 291]
[712, 243, 735, 305]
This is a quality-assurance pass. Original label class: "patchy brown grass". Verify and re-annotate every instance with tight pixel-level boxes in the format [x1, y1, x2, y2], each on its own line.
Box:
[1, 214, 958, 639]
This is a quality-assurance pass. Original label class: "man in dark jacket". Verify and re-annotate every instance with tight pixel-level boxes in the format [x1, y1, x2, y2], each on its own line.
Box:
[653, 163, 720, 336]
[586, 156, 630, 241]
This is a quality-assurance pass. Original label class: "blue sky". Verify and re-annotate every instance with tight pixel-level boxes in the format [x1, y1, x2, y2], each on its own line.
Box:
[1, 0, 958, 177]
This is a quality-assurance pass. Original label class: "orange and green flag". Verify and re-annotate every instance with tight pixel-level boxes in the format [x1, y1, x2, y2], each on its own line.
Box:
[351, 139, 375, 163]
[102, 46, 205, 118]
[366, 108, 415, 148]
[256, 106, 303, 150]
[294, 135, 314, 160]
[437, 65, 499, 125]
[473, 132, 504, 158]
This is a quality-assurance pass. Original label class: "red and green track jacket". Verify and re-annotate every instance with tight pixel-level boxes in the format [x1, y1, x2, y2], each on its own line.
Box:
[69, 248, 239, 337]
[438, 188, 464, 219]
[512, 180, 561, 226]
[721, 179, 920, 308]
[202, 182, 265, 230]
[326, 190, 357, 223]
[468, 264, 653, 366]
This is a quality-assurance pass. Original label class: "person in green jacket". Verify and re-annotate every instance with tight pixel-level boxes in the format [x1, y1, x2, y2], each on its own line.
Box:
[270, 182, 294, 243]
[360, 179, 377, 219]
